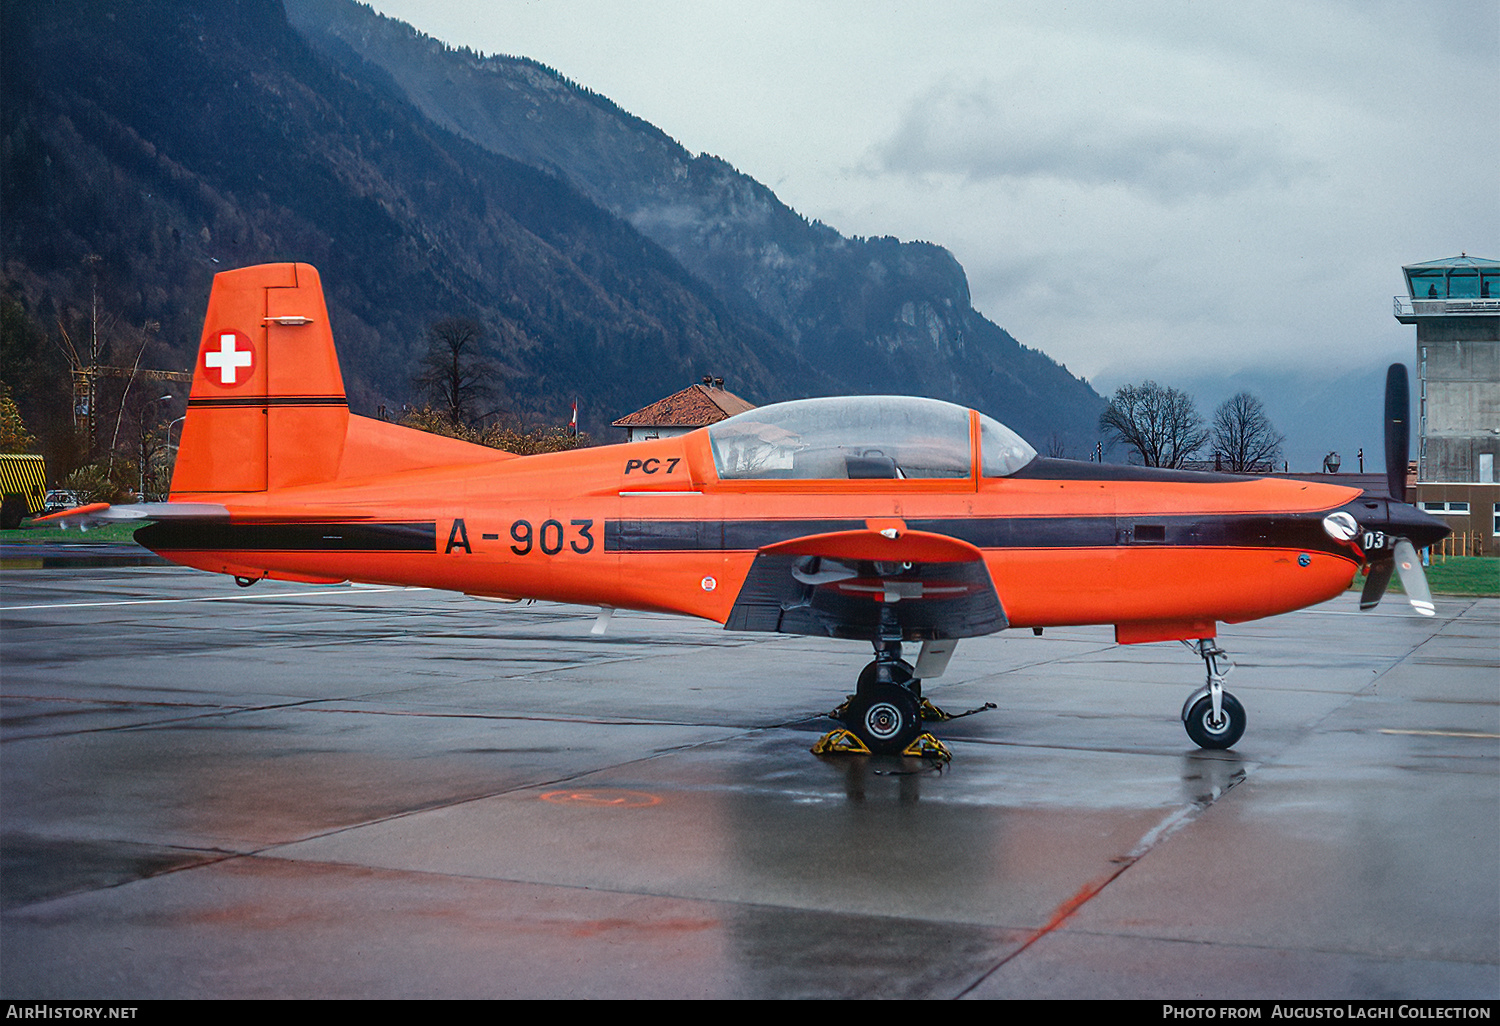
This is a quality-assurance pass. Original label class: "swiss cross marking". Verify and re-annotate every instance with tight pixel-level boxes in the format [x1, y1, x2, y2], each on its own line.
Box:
[204, 331, 254, 386]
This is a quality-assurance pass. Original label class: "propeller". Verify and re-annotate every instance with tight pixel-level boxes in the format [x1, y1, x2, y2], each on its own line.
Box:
[1383, 363, 1409, 503]
[1357, 364, 1445, 616]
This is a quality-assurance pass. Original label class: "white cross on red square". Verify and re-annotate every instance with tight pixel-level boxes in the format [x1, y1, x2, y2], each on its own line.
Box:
[204, 331, 254, 385]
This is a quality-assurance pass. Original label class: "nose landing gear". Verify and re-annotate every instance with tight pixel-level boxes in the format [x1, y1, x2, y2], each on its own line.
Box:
[1181, 639, 1246, 749]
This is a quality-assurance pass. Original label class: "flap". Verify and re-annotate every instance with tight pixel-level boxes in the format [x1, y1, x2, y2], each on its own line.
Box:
[34, 502, 230, 528]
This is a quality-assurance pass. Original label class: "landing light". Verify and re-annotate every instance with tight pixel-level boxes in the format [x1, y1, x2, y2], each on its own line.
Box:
[1322, 511, 1359, 542]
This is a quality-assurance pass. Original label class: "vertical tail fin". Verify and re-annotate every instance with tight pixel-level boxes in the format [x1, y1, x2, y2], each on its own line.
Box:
[171, 263, 350, 497]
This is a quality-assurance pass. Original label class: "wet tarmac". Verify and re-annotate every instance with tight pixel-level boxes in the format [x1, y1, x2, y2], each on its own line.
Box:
[1, 556, 1496, 999]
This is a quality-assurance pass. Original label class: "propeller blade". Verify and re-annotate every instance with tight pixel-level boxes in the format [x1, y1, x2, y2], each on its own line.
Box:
[1392, 538, 1435, 616]
[1384, 364, 1410, 503]
[1360, 557, 1393, 610]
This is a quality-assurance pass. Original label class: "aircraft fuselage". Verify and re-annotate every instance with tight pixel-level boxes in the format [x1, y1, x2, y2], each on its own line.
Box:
[138, 426, 1401, 645]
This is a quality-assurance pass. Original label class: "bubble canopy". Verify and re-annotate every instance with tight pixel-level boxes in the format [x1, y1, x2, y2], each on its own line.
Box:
[706, 396, 1036, 481]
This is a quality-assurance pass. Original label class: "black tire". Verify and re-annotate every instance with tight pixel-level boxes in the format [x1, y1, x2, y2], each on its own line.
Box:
[1180, 686, 1210, 723]
[1184, 692, 1246, 750]
[845, 684, 921, 755]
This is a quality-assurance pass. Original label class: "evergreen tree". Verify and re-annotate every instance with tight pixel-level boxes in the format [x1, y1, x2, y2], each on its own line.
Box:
[0, 384, 36, 453]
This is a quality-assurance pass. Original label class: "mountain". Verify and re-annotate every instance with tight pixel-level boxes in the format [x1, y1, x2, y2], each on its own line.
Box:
[2, 0, 1103, 458]
[286, 0, 1104, 446]
[1, 0, 822, 435]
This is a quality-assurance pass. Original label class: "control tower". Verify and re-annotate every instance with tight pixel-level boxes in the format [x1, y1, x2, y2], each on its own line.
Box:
[1393, 253, 1499, 548]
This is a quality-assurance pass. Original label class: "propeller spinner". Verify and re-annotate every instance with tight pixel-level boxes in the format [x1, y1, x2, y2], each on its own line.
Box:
[1354, 364, 1449, 616]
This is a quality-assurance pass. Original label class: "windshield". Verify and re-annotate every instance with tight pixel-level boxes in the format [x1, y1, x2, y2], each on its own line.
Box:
[978, 413, 1036, 477]
[708, 396, 993, 480]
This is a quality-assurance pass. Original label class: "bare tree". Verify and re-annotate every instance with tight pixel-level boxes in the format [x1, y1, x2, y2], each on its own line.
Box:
[1098, 381, 1208, 468]
[414, 318, 498, 426]
[1211, 391, 1284, 473]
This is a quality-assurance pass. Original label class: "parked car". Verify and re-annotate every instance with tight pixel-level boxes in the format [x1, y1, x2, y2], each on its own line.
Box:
[44, 489, 89, 514]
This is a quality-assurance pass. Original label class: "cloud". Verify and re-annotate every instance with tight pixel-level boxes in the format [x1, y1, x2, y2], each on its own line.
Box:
[871, 80, 1308, 200]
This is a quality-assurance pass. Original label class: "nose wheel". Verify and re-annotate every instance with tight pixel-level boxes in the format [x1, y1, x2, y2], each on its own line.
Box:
[1181, 639, 1246, 749]
[1183, 690, 1245, 749]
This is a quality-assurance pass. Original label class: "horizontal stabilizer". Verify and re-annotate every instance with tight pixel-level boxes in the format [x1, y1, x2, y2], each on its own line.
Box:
[34, 502, 230, 528]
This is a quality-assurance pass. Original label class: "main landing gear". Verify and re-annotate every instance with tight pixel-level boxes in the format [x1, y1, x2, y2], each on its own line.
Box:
[814, 634, 1248, 756]
[1181, 639, 1246, 749]
[814, 640, 953, 760]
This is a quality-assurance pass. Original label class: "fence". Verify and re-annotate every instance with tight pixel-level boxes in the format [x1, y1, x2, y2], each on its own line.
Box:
[1431, 531, 1487, 560]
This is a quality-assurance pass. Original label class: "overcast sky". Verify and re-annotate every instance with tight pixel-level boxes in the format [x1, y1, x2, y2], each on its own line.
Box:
[368, 1, 1497, 389]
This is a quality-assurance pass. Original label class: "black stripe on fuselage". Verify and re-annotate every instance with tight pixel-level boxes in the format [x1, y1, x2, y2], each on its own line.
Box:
[186, 396, 347, 408]
[606, 519, 860, 552]
[605, 513, 1352, 558]
[135, 520, 436, 552]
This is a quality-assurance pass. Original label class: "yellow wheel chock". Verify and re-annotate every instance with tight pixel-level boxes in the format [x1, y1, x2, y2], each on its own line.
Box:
[811, 729, 952, 762]
[917, 698, 951, 722]
[901, 733, 951, 762]
[811, 728, 872, 755]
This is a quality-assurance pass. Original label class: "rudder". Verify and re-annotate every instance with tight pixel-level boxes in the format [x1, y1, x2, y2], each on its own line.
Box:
[171, 263, 349, 497]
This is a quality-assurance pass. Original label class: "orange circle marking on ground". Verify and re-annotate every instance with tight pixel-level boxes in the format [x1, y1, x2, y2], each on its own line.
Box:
[540, 789, 662, 808]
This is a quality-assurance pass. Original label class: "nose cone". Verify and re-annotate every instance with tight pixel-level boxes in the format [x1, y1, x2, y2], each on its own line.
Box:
[1341, 495, 1452, 552]
[1387, 500, 1451, 550]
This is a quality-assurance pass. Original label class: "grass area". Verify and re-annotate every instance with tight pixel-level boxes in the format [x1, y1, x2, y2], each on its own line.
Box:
[1352, 556, 1499, 597]
[1405, 556, 1500, 596]
[1, 521, 145, 545]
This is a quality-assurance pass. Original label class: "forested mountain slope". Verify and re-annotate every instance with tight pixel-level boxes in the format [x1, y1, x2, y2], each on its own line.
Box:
[3, 0, 1102, 462]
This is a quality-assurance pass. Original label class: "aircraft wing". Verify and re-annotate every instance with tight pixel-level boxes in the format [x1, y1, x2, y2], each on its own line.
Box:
[724, 521, 1008, 640]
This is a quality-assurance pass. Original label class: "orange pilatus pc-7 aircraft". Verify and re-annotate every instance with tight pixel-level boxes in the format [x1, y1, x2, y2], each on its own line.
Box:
[46, 263, 1450, 757]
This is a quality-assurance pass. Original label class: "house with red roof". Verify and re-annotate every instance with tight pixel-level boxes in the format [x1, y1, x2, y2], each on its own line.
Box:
[612, 377, 756, 442]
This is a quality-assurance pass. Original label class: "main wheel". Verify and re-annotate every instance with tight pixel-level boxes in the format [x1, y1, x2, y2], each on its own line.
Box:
[1183, 692, 1246, 750]
[845, 684, 921, 755]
